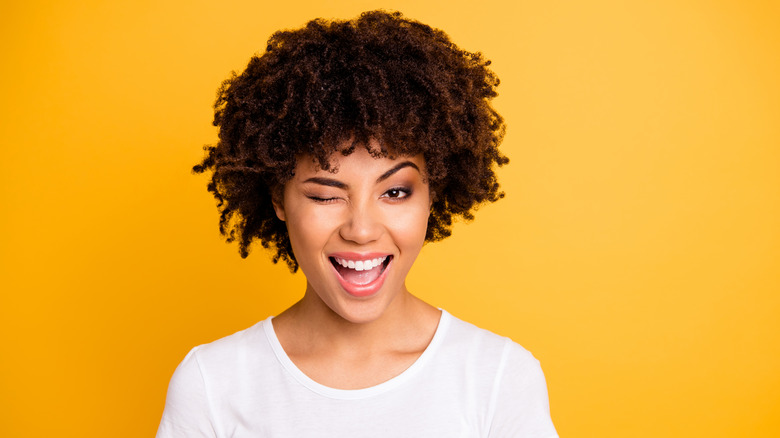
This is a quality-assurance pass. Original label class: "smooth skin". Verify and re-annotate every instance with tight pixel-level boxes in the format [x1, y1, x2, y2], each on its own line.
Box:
[271, 142, 441, 390]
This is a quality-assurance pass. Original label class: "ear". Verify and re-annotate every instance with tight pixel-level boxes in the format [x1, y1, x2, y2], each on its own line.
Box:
[272, 193, 286, 222]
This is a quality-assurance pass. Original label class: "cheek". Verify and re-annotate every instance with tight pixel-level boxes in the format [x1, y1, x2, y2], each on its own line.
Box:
[388, 202, 430, 250]
[285, 205, 341, 259]
[283, 207, 317, 259]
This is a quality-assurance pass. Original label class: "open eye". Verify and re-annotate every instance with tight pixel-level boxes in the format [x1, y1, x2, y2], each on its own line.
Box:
[382, 187, 411, 200]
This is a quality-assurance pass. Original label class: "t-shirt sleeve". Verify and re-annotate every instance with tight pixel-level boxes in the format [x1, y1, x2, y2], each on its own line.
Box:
[487, 340, 559, 438]
[156, 347, 217, 438]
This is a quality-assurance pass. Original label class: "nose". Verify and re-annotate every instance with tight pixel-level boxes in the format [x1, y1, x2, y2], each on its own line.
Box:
[339, 202, 383, 245]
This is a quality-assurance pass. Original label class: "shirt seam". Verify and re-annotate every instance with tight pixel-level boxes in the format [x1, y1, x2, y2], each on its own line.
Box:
[484, 337, 512, 437]
[192, 346, 221, 438]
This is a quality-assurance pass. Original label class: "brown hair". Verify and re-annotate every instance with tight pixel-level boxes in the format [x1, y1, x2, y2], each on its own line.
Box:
[194, 10, 508, 271]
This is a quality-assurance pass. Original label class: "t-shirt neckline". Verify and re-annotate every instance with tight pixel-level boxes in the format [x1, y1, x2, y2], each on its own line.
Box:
[263, 309, 451, 400]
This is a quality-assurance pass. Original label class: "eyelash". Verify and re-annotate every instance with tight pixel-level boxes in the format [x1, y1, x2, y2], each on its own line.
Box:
[306, 187, 411, 204]
[306, 195, 339, 204]
[382, 187, 412, 200]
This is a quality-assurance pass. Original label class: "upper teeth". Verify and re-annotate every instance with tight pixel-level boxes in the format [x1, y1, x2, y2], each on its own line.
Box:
[334, 256, 387, 271]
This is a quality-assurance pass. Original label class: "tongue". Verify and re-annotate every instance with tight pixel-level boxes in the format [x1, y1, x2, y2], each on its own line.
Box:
[336, 264, 383, 285]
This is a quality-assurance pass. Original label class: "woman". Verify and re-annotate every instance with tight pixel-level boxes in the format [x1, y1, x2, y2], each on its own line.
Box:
[157, 10, 558, 437]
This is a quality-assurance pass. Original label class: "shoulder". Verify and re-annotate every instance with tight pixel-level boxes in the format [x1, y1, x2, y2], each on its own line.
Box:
[157, 319, 276, 437]
[167, 318, 275, 388]
[195, 318, 268, 356]
[191, 317, 271, 362]
[439, 310, 540, 370]
[436, 311, 558, 437]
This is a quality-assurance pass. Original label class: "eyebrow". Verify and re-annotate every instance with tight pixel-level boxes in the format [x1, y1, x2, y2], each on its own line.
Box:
[302, 161, 420, 188]
[376, 161, 420, 183]
[301, 177, 348, 189]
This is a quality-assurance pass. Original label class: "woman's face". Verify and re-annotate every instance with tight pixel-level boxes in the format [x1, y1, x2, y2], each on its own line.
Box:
[274, 144, 430, 324]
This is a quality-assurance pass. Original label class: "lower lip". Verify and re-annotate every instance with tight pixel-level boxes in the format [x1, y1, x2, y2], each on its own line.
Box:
[332, 259, 391, 298]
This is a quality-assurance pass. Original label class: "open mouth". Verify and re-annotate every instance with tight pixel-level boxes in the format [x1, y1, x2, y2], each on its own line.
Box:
[329, 255, 392, 286]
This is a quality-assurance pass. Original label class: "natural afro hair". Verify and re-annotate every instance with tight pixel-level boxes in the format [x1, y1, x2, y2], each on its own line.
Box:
[194, 10, 508, 272]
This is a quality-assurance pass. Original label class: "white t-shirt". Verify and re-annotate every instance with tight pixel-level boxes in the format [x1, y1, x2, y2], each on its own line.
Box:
[156, 310, 558, 438]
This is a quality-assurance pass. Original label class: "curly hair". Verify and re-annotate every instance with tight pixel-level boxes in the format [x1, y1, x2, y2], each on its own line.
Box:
[194, 10, 508, 272]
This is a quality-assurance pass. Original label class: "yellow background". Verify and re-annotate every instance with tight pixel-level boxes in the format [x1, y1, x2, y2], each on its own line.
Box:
[2, 0, 778, 436]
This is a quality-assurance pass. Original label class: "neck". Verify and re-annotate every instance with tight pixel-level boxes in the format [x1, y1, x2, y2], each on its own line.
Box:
[275, 283, 439, 355]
